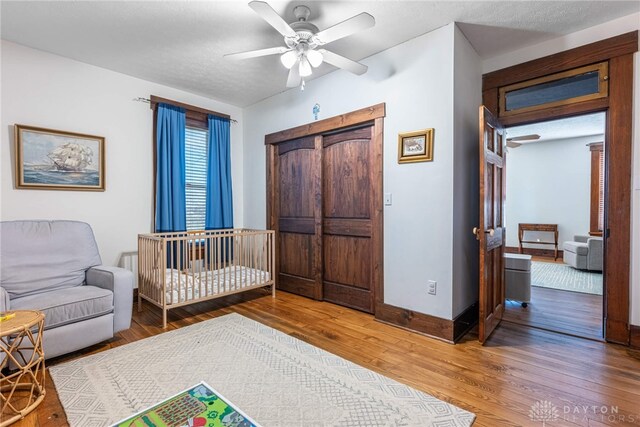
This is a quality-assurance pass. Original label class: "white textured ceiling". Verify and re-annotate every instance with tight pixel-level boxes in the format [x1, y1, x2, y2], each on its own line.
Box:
[1, 1, 638, 107]
[507, 112, 606, 143]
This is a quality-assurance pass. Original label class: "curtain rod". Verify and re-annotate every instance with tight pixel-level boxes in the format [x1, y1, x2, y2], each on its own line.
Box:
[133, 97, 238, 124]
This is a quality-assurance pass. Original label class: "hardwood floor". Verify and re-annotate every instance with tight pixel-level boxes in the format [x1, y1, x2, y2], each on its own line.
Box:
[504, 286, 603, 340]
[504, 256, 604, 340]
[14, 289, 640, 427]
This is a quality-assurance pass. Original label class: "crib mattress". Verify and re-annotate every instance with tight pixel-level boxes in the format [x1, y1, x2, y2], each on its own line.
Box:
[161, 266, 270, 304]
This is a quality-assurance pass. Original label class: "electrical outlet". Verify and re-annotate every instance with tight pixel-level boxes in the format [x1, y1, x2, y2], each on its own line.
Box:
[427, 280, 437, 295]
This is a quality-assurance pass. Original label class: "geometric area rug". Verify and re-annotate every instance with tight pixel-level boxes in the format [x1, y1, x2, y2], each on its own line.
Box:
[50, 313, 475, 426]
[531, 261, 603, 295]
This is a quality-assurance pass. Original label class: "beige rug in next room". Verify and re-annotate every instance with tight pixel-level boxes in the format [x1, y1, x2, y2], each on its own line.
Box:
[532, 261, 603, 295]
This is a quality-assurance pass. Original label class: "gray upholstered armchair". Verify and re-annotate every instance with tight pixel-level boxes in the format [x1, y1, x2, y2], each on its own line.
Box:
[0, 220, 133, 359]
[563, 235, 603, 272]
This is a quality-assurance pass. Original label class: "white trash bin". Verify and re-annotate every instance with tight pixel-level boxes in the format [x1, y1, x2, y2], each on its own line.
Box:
[504, 253, 532, 307]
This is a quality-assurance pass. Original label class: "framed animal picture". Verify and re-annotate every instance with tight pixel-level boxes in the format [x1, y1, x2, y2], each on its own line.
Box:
[14, 124, 105, 191]
[398, 128, 434, 163]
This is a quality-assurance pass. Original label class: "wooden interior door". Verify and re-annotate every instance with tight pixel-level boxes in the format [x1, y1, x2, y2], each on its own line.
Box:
[476, 106, 506, 343]
[274, 136, 322, 299]
[321, 126, 376, 313]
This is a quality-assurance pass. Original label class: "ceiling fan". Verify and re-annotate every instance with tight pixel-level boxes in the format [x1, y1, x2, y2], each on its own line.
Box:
[506, 134, 540, 148]
[225, 1, 375, 88]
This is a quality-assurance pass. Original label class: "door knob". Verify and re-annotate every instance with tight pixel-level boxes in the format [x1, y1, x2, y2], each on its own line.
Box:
[485, 228, 495, 236]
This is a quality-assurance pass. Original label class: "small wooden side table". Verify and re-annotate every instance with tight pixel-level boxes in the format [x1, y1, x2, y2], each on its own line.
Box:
[518, 223, 559, 260]
[0, 310, 46, 426]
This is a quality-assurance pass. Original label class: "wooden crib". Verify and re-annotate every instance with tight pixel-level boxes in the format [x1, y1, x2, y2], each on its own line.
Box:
[138, 228, 275, 327]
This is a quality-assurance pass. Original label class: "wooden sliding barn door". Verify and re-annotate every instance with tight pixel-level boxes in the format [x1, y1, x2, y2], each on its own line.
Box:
[266, 105, 385, 314]
[273, 136, 322, 300]
[322, 126, 376, 313]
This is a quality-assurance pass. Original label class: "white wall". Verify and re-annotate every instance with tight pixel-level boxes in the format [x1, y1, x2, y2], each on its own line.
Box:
[452, 25, 481, 317]
[505, 136, 598, 251]
[482, 12, 640, 326]
[244, 24, 464, 320]
[0, 41, 244, 266]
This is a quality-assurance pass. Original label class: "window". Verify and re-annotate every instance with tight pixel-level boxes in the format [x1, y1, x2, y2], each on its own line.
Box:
[589, 143, 604, 236]
[499, 62, 608, 117]
[185, 126, 208, 231]
[152, 95, 233, 233]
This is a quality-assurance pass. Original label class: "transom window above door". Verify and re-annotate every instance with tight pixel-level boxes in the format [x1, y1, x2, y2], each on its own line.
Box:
[499, 62, 608, 117]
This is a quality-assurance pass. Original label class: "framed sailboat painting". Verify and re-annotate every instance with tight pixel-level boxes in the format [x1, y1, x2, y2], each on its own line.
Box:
[15, 124, 105, 191]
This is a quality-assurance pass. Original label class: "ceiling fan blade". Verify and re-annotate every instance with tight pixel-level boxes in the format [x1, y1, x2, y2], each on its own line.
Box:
[249, 1, 297, 38]
[506, 133, 541, 142]
[286, 62, 301, 88]
[314, 12, 375, 45]
[318, 49, 367, 75]
[506, 141, 523, 148]
[224, 46, 289, 60]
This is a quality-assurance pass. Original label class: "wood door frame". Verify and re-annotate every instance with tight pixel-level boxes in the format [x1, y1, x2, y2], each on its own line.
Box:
[482, 31, 638, 345]
[265, 103, 386, 312]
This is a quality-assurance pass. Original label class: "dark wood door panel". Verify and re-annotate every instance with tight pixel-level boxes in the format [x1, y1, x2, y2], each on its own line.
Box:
[486, 228, 504, 251]
[322, 126, 372, 147]
[323, 235, 371, 290]
[279, 233, 313, 278]
[279, 218, 315, 234]
[320, 124, 375, 313]
[323, 218, 371, 237]
[277, 136, 315, 154]
[278, 149, 315, 218]
[323, 139, 370, 219]
[278, 273, 317, 299]
[323, 281, 373, 313]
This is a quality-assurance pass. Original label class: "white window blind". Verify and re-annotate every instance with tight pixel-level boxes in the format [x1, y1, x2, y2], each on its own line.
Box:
[185, 126, 208, 231]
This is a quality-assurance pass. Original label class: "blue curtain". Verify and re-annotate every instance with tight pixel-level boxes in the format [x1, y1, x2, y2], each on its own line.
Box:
[205, 115, 233, 229]
[155, 103, 186, 232]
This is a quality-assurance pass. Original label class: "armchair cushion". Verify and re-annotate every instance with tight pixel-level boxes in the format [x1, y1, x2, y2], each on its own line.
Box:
[0, 221, 101, 298]
[11, 286, 113, 330]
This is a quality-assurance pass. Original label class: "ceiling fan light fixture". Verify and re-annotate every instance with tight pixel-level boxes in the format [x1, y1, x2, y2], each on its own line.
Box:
[307, 49, 323, 68]
[299, 56, 313, 77]
[280, 50, 298, 69]
[228, 2, 375, 88]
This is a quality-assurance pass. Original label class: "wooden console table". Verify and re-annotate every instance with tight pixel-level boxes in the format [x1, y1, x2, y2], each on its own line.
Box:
[518, 223, 559, 260]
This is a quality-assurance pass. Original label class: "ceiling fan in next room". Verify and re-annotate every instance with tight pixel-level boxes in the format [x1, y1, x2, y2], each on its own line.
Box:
[225, 1, 375, 88]
[506, 134, 540, 148]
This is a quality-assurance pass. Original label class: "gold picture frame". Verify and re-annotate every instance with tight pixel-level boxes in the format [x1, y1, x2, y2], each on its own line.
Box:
[15, 124, 105, 191]
[398, 128, 434, 163]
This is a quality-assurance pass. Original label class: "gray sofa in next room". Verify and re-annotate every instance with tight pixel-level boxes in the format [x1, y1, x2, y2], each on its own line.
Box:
[0, 220, 133, 359]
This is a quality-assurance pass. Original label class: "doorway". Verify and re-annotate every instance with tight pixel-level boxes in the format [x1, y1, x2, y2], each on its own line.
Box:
[478, 31, 636, 344]
[502, 112, 606, 340]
